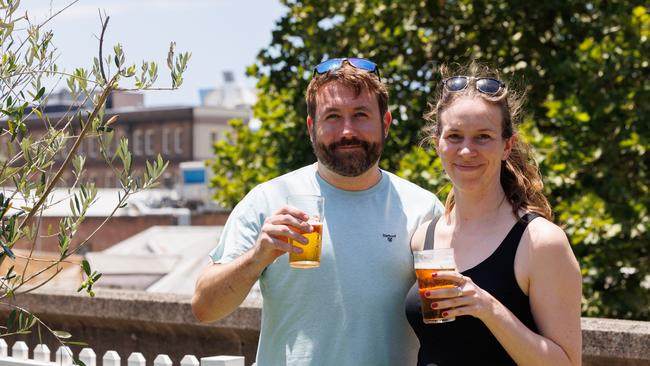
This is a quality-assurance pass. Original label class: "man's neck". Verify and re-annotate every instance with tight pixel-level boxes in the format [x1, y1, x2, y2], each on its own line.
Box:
[315, 162, 382, 191]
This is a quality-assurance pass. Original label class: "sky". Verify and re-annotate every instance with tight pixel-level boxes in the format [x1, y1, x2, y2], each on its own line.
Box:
[20, 0, 287, 107]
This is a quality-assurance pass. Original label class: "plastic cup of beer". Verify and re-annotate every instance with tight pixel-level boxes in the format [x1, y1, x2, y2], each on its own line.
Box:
[414, 248, 458, 323]
[287, 195, 324, 269]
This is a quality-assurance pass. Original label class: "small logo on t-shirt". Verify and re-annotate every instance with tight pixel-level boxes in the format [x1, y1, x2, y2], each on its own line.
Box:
[382, 233, 397, 242]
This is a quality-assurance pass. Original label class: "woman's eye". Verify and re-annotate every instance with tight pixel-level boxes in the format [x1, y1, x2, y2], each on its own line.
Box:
[476, 134, 492, 142]
[447, 134, 463, 141]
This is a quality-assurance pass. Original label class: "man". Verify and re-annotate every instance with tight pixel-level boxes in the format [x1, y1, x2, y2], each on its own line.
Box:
[192, 58, 443, 365]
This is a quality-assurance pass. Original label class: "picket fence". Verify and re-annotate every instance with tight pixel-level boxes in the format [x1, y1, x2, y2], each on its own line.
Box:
[0, 340, 247, 366]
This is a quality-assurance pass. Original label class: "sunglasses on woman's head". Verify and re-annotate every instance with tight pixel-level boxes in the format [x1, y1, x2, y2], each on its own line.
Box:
[312, 58, 381, 81]
[442, 76, 505, 95]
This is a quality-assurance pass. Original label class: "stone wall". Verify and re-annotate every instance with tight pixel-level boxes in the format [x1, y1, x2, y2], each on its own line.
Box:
[2, 289, 648, 365]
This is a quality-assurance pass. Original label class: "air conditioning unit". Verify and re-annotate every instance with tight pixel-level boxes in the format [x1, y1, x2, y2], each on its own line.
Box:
[178, 161, 211, 207]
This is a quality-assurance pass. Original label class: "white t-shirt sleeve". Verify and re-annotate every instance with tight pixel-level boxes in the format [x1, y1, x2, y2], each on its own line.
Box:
[209, 187, 267, 264]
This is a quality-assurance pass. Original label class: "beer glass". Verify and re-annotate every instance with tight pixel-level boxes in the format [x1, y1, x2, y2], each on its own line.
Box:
[414, 248, 458, 323]
[286, 195, 324, 268]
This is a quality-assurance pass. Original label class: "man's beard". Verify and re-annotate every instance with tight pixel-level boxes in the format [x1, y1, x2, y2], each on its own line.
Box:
[311, 134, 384, 177]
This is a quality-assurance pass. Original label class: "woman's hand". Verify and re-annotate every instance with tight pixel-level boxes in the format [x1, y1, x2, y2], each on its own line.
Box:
[424, 271, 498, 322]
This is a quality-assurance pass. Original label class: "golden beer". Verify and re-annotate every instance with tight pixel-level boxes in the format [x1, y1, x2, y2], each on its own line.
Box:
[413, 248, 457, 324]
[289, 222, 323, 268]
[416, 268, 457, 323]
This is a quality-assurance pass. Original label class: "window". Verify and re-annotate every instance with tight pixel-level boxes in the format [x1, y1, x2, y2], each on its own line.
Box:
[66, 173, 75, 187]
[104, 174, 112, 188]
[57, 138, 67, 160]
[145, 129, 155, 156]
[174, 128, 183, 155]
[162, 128, 170, 155]
[87, 136, 97, 158]
[87, 172, 97, 186]
[133, 130, 143, 156]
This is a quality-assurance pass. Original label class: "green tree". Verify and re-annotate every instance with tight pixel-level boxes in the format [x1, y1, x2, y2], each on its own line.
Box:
[210, 0, 649, 319]
[0, 0, 190, 343]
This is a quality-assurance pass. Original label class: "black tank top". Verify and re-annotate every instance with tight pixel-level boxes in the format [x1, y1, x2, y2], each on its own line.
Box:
[404, 213, 540, 366]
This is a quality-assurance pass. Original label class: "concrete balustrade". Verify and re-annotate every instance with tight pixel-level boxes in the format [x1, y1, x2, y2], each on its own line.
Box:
[1, 288, 648, 365]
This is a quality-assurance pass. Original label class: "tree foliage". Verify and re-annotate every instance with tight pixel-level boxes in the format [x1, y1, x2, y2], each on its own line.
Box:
[209, 0, 649, 319]
[0, 0, 190, 342]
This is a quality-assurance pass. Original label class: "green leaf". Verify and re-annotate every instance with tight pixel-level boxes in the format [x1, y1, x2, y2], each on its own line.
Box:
[7, 310, 16, 330]
[52, 330, 72, 339]
[33, 86, 45, 101]
[81, 260, 91, 276]
[73, 356, 89, 366]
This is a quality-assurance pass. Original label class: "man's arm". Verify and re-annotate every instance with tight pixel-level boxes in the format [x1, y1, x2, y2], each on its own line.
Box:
[192, 245, 272, 322]
[191, 206, 312, 322]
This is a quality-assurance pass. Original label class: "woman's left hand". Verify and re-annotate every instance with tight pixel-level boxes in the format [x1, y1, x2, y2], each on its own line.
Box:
[424, 271, 497, 322]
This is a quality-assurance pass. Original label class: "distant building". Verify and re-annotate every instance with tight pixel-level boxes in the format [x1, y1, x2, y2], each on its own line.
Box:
[7, 187, 230, 253]
[199, 71, 257, 109]
[2, 72, 256, 196]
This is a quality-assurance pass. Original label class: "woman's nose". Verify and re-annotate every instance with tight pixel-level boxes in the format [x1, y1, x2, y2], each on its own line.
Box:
[458, 142, 476, 157]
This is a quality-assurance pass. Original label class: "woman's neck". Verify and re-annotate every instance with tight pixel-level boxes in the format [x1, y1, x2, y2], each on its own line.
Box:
[450, 181, 510, 226]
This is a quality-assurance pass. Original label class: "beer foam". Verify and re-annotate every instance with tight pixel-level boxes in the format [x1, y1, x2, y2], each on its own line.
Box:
[414, 261, 456, 270]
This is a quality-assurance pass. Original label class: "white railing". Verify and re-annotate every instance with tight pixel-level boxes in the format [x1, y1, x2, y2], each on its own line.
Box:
[0, 340, 246, 366]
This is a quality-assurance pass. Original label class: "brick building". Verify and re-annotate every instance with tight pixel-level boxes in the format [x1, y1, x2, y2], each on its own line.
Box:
[1, 89, 251, 189]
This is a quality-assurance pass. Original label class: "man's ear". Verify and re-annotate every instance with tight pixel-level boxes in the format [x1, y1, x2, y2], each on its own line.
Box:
[307, 115, 314, 142]
[382, 111, 392, 138]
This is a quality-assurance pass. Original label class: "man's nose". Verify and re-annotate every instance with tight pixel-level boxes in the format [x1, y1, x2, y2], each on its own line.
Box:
[341, 117, 356, 136]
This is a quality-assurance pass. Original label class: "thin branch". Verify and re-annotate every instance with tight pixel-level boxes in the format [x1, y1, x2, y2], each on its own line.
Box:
[16, 266, 63, 295]
[0, 302, 74, 355]
[115, 87, 180, 91]
[36, 0, 80, 31]
[12, 186, 131, 294]
[17, 76, 116, 231]
[21, 212, 42, 281]
[0, 69, 101, 85]
[4, 257, 65, 296]
[12, 255, 78, 265]
[98, 12, 109, 84]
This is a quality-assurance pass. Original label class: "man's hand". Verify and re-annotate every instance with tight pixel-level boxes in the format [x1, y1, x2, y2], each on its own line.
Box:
[253, 206, 314, 264]
[192, 205, 316, 322]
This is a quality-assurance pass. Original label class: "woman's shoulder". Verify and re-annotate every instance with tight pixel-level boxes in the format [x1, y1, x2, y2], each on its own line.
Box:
[522, 215, 579, 273]
[524, 215, 570, 250]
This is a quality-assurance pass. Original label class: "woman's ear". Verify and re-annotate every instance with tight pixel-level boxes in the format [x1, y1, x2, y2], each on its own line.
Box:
[502, 134, 515, 161]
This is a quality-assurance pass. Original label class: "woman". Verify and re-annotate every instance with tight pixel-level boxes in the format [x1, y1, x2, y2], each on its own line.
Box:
[405, 63, 582, 365]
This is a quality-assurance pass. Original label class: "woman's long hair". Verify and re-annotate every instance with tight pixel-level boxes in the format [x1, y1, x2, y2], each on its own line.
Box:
[422, 62, 552, 220]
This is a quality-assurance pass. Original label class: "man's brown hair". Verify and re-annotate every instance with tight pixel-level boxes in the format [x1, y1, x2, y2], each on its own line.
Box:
[306, 61, 388, 122]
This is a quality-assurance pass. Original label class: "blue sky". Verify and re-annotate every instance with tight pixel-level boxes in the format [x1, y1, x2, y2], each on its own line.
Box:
[21, 0, 287, 106]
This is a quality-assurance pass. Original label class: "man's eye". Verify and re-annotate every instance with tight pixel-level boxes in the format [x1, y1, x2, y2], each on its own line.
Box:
[354, 112, 368, 118]
[325, 114, 340, 120]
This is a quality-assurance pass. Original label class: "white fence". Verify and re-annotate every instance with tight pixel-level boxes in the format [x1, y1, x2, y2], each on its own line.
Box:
[0, 340, 245, 366]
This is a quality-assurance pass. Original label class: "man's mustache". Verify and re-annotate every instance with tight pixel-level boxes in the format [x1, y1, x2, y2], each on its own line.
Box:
[328, 138, 370, 150]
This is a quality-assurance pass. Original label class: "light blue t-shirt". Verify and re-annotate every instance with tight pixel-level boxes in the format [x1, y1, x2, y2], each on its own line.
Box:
[210, 164, 443, 366]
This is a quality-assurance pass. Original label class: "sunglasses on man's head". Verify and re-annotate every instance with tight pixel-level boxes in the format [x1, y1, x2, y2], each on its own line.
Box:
[442, 76, 505, 95]
[312, 58, 381, 81]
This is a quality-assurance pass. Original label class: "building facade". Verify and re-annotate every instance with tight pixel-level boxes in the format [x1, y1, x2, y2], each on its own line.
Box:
[1, 90, 251, 189]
